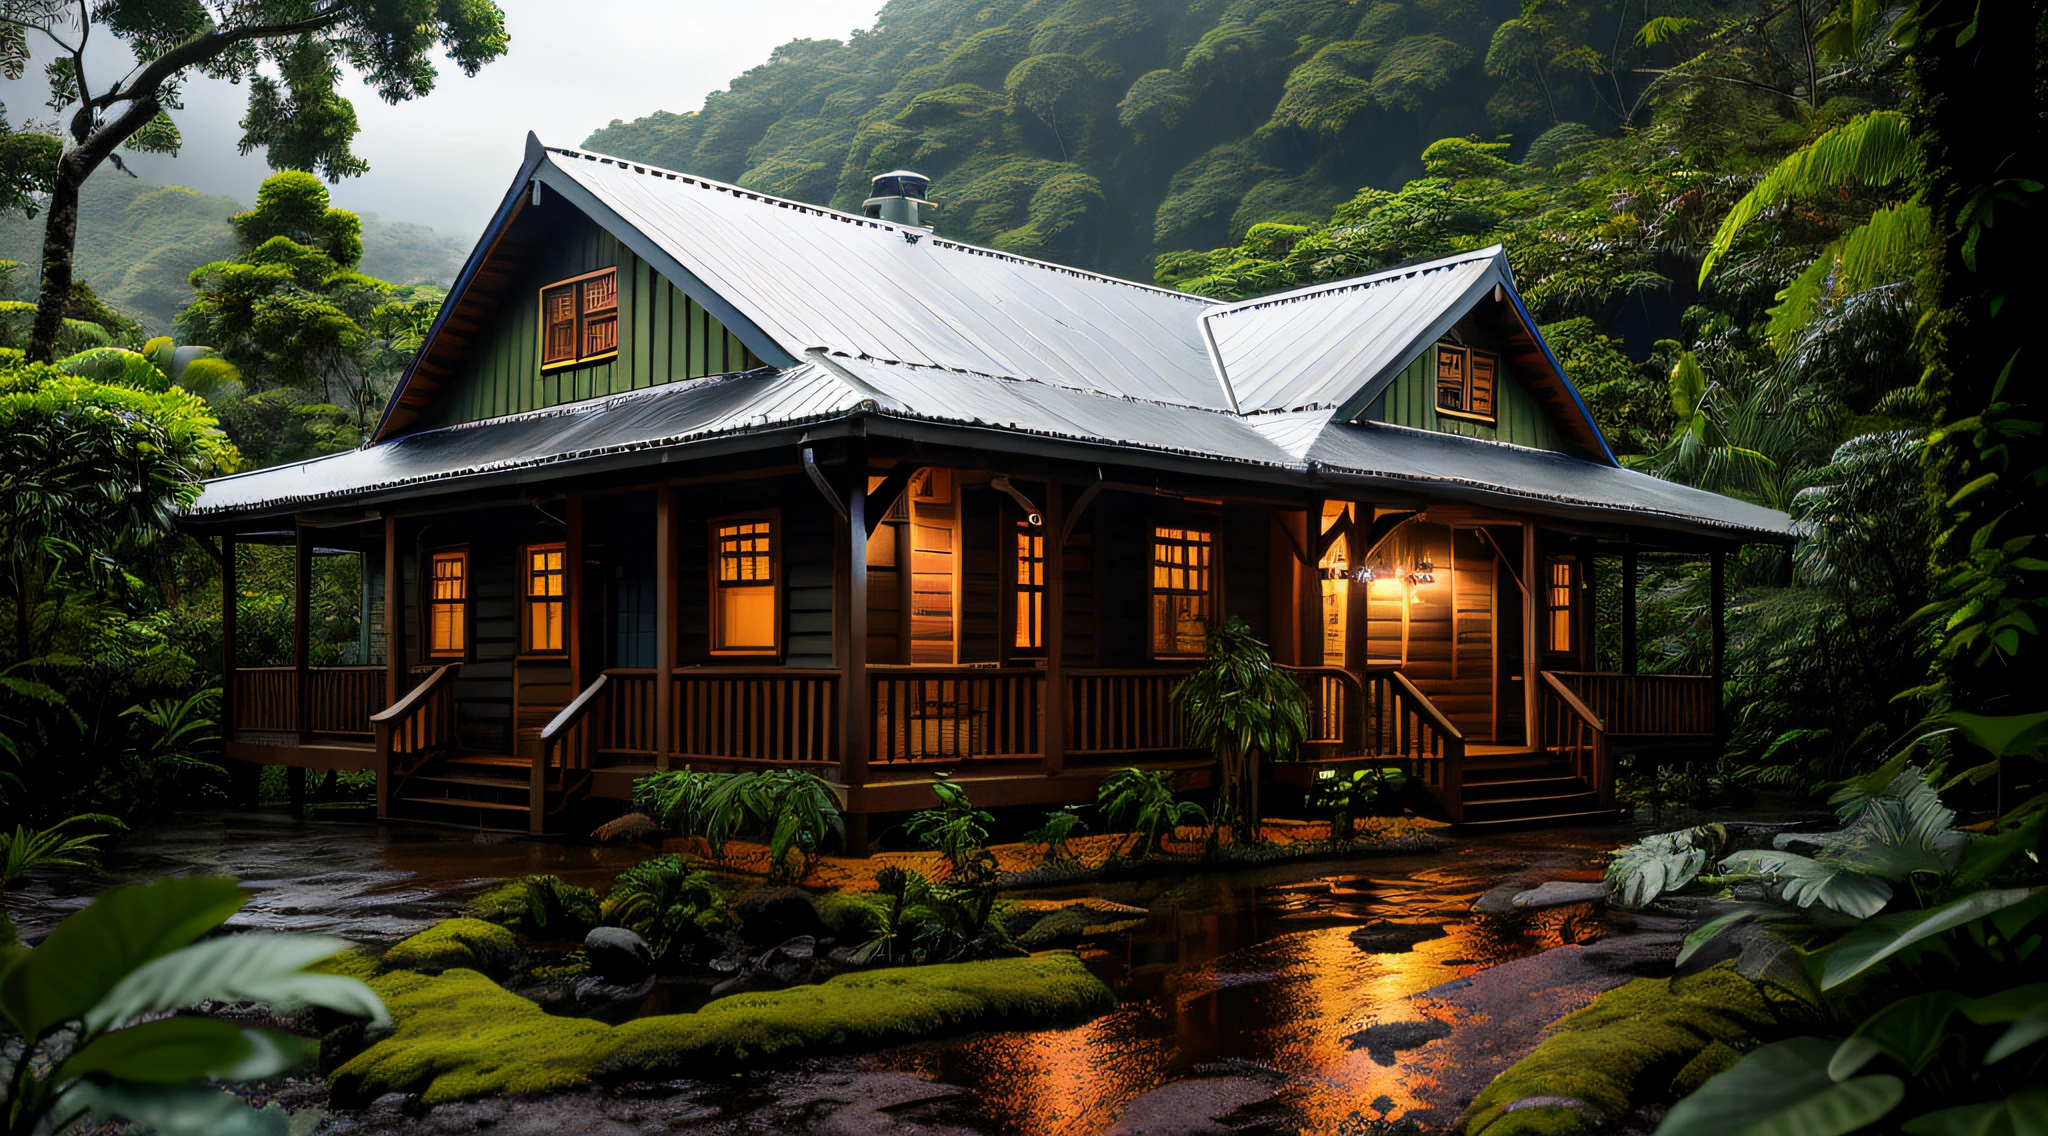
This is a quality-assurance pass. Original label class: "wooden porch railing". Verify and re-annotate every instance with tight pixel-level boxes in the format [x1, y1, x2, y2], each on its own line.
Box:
[536, 672, 609, 833]
[1548, 671, 1717, 738]
[1281, 665, 1366, 756]
[672, 668, 840, 766]
[1363, 669, 1468, 820]
[872, 667, 1043, 762]
[371, 663, 458, 818]
[1541, 671, 1613, 807]
[1065, 668, 1196, 759]
[231, 666, 384, 737]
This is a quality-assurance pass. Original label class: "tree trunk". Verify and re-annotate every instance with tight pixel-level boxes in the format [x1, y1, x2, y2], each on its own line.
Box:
[27, 157, 84, 363]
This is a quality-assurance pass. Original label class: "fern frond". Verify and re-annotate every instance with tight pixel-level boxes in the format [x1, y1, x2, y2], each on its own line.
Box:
[1701, 111, 1917, 283]
[1766, 200, 1932, 350]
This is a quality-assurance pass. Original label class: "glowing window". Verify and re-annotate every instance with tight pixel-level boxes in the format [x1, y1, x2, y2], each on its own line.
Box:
[713, 518, 778, 655]
[428, 551, 467, 657]
[524, 544, 566, 653]
[1435, 343, 1500, 424]
[540, 268, 619, 370]
[1014, 524, 1045, 650]
[1152, 525, 1214, 658]
[1546, 558, 1575, 652]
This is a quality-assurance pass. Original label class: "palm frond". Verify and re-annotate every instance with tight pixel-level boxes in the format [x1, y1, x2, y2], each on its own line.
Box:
[1701, 111, 1917, 282]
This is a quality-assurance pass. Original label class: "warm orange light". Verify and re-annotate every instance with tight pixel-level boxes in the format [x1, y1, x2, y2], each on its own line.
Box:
[714, 520, 777, 653]
[1152, 525, 1213, 657]
[524, 544, 565, 652]
[428, 551, 466, 656]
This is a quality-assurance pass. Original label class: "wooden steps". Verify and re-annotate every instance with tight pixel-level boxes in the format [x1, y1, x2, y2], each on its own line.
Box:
[1453, 751, 1624, 828]
[393, 752, 534, 829]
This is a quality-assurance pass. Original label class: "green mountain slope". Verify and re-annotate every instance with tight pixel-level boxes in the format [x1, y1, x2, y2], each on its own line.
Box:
[0, 175, 468, 332]
[584, 0, 1540, 280]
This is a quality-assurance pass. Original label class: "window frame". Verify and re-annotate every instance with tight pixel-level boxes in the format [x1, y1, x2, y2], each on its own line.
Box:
[539, 267, 620, 372]
[424, 547, 471, 660]
[1150, 522, 1218, 659]
[1434, 343, 1501, 425]
[1544, 555, 1576, 654]
[520, 542, 569, 657]
[1010, 519, 1047, 655]
[708, 511, 782, 658]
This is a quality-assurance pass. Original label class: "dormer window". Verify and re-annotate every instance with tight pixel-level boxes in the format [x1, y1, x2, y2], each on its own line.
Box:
[541, 268, 619, 370]
[1435, 343, 1497, 424]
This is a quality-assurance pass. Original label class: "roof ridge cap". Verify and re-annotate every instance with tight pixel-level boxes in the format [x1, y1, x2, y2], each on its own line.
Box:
[1203, 244, 1505, 318]
[540, 142, 1219, 306]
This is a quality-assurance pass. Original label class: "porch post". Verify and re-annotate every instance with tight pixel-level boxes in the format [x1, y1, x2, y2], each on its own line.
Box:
[1710, 549, 1727, 742]
[566, 492, 585, 694]
[1523, 523, 1540, 748]
[1343, 512, 1369, 674]
[380, 516, 400, 821]
[1580, 545, 1597, 671]
[1621, 546, 1638, 675]
[221, 534, 237, 743]
[1043, 478, 1065, 774]
[839, 441, 870, 852]
[654, 487, 675, 772]
[292, 524, 311, 818]
[294, 524, 312, 739]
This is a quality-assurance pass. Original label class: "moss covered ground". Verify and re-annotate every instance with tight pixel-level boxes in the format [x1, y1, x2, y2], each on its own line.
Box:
[331, 952, 1114, 1105]
[1459, 964, 1818, 1136]
[377, 917, 520, 977]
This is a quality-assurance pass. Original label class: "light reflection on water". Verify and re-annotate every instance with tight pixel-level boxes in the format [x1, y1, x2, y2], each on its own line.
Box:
[873, 844, 1620, 1135]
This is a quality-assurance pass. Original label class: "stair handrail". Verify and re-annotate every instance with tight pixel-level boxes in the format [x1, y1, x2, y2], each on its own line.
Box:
[1387, 670, 1464, 741]
[1541, 670, 1613, 807]
[1278, 663, 1365, 757]
[1541, 671, 1607, 731]
[1381, 669, 1466, 822]
[371, 663, 457, 820]
[534, 672, 611, 835]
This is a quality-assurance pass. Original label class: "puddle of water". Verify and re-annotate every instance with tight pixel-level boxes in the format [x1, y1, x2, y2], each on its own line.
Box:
[0, 806, 1790, 1134]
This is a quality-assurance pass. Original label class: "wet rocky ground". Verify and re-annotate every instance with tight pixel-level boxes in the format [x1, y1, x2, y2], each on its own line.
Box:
[7, 806, 1808, 1135]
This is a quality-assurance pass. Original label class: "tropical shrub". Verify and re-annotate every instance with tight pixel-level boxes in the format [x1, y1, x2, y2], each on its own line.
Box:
[631, 766, 727, 836]
[1605, 825, 1727, 910]
[1171, 616, 1308, 841]
[852, 864, 1019, 966]
[0, 876, 384, 1136]
[0, 814, 124, 887]
[1021, 806, 1087, 867]
[599, 856, 730, 964]
[699, 770, 843, 883]
[1098, 767, 1207, 856]
[463, 875, 601, 939]
[1308, 766, 1408, 841]
[901, 775, 995, 879]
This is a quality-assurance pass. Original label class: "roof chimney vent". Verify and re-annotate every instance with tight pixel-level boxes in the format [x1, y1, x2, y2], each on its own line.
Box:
[863, 170, 936, 231]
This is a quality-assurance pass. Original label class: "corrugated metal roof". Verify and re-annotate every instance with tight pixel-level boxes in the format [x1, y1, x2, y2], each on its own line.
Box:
[536, 148, 1229, 410]
[1202, 247, 1503, 413]
[191, 357, 1789, 540]
[193, 367, 858, 516]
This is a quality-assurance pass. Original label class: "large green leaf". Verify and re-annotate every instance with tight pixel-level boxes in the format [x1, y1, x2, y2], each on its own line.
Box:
[1960, 984, 2048, 1064]
[1675, 902, 1786, 967]
[1721, 850, 1894, 918]
[1828, 992, 1963, 1079]
[0, 877, 246, 1039]
[1901, 1087, 2048, 1136]
[57, 1017, 310, 1084]
[55, 1081, 289, 1136]
[1929, 710, 2048, 759]
[1953, 814, 2046, 889]
[1654, 1037, 1902, 1136]
[1607, 825, 1724, 909]
[84, 935, 387, 1031]
[1820, 888, 2035, 990]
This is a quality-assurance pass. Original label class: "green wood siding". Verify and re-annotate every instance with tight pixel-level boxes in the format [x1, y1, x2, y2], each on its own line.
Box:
[1364, 347, 1565, 452]
[420, 216, 760, 429]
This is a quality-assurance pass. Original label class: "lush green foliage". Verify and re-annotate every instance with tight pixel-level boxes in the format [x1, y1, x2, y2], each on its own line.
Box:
[0, 813, 123, 886]
[1021, 806, 1087, 866]
[901, 775, 996, 878]
[1171, 616, 1307, 840]
[0, 876, 383, 1136]
[597, 856, 730, 964]
[698, 769, 844, 883]
[1097, 767, 1207, 856]
[632, 766, 725, 837]
[1308, 765, 1408, 841]
[334, 952, 1111, 1105]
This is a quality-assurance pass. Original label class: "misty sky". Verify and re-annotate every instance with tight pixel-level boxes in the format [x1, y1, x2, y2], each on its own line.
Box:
[0, 1, 881, 237]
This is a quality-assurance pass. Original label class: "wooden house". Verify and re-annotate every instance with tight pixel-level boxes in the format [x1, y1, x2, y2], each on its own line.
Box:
[186, 136, 1789, 837]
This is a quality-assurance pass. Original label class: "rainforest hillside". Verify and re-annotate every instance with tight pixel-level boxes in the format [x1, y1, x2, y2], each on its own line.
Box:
[582, 0, 1591, 280]
[0, 175, 467, 331]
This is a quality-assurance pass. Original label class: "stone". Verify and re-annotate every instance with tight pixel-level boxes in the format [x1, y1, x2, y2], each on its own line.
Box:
[1344, 1019, 1454, 1066]
[1510, 881, 1608, 910]
[734, 888, 829, 946]
[1107, 1073, 1287, 1136]
[1473, 882, 1528, 916]
[583, 926, 653, 983]
[1348, 921, 1448, 953]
